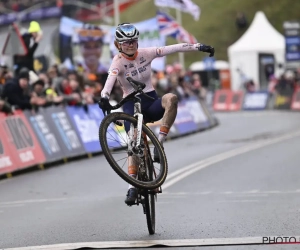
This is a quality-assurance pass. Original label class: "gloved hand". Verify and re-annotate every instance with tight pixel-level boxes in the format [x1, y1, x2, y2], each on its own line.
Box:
[98, 97, 110, 112]
[199, 44, 215, 57]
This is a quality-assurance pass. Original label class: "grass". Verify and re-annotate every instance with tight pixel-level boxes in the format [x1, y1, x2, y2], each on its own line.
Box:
[119, 0, 300, 68]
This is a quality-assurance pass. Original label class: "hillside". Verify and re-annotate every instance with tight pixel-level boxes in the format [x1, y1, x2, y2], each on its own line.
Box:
[119, 0, 300, 68]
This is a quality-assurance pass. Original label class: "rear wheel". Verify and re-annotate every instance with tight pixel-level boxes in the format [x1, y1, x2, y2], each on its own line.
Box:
[99, 112, 168, 190]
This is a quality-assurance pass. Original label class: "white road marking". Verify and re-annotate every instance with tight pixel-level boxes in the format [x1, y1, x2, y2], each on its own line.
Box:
[0, 204, 24, 208]
[0, 198, 68, 206]
[222, 191, 233, 194]
[3, 236, 290, 250]
[248, 190, 259, 193]
[199, 191, 212, 195]
[161, 190, 300, 197]
[4, 237, 300, 250]
[266, 190, 281, 194]
[216, 111, 300, 117]
[231, 194, 268, 197]
[217, 200, 259, 203]
[163, 129, 300, 190]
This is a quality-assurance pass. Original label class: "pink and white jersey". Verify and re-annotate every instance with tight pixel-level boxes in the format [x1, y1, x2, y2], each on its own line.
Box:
[101, 43, 201, 98]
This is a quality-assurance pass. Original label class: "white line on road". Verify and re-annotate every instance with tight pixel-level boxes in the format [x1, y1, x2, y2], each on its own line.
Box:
[4, 237, 300, 250]
[0, 204, 24, 208]
[217, 200, 259, 203]
[162, 190, 300, 196]
[163, 129, 300, 190]
[230, 194, 268, 197]
[0, 198, 68, 206]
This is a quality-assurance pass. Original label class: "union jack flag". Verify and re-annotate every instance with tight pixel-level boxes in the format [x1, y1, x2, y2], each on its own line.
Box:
[156, 10, 197, 44]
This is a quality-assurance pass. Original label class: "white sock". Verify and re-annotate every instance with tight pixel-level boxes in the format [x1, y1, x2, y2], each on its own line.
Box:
[158, 126, 169, 144]
[158, 132, 167, 144]
[128, 174, 136, 189]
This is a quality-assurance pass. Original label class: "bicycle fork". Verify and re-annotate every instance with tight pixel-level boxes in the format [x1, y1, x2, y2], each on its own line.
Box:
[128, 97, 145, 158]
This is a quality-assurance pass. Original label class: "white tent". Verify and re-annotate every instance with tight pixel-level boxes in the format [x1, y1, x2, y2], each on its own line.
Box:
[189, 60, 229, 71]
[228, 11, 285, 90]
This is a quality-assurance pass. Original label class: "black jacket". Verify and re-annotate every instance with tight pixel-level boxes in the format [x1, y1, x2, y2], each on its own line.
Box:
[14, 33, 39, 75]
[1, 78, 32, 110]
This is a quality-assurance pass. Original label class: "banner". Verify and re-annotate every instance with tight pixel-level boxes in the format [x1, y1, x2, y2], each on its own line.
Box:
[24, 109, 64, 163]
[44, 106, 86, 157]
[229, 91, 244, 111]
[174, 101, 198, 134]
[0, 97, 217, 177]
[87, 104, 125, 148]
[213, 89, 231, 111]
[110, 18, 166, 71]
[0, 113, 18, 174]
[0, 6, 61, 26]
[154, 0, 200, 21]
[283, 21, 300, 62]
[59, 16, 112, 75]
[0, 110, 46, 169]
[242, 91, 269, 110]
[181, 97, 210, 130]
[65, 106, 102, 153]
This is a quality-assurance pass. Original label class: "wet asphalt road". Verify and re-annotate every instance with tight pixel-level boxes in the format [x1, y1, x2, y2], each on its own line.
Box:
[1, 110, 300, 250]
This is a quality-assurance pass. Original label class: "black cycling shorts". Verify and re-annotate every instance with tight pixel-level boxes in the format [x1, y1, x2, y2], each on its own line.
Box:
[123, 90, 165, 132]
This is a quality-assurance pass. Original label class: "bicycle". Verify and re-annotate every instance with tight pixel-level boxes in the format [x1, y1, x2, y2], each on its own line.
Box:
[98, 77, 168, 235]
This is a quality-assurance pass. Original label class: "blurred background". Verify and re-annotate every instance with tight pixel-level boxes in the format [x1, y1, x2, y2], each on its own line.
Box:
[0, 0, 299, 112]
[2, 2, 300, 248]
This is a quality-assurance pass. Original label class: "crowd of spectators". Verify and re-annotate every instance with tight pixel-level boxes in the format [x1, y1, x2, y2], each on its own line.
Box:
[0, 61, 207, 114]
[1, 59, 300, 115]
[0, 0, 57, 13]
[0, 0, 107, 14]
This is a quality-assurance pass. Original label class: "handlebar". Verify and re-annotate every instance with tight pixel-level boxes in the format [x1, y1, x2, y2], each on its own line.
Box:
[98, 78, 155, 125]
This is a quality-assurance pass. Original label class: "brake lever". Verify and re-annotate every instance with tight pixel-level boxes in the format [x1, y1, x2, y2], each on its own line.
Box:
[105, 106, 123, 126]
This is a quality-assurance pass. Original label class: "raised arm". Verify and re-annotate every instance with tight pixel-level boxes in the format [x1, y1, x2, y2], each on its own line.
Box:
[101, 68, 119, 99]
[155, 43, 214, 57]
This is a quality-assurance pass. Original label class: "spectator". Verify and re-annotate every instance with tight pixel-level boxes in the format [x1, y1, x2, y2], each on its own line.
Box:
[244, 79, 256, 92]
[169, 74, 187, 101]
[0, 99, 13, 114]
[1, 69, 45, 110]
[13, 21, 43, 76]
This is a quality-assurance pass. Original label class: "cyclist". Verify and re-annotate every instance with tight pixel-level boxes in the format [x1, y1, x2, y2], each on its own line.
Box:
[99, 23, 214, 206]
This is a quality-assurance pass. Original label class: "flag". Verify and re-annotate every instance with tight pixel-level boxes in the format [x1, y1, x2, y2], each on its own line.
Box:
[157, 11, 197, 44]
[154, 0, 200, 21]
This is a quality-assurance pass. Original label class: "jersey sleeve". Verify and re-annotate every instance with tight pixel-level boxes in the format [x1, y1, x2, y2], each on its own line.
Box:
[101, 66, 120, 98]
[154, 43, 200, 57]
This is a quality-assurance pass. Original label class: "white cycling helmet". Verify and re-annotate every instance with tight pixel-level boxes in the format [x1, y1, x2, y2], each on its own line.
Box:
[115, 23, 139, 42]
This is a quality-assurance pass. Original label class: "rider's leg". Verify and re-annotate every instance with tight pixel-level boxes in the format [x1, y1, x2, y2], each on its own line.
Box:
[145, 93, 178, 163]
[145, 93, 178, 144]
[159, 93, 178, 144]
